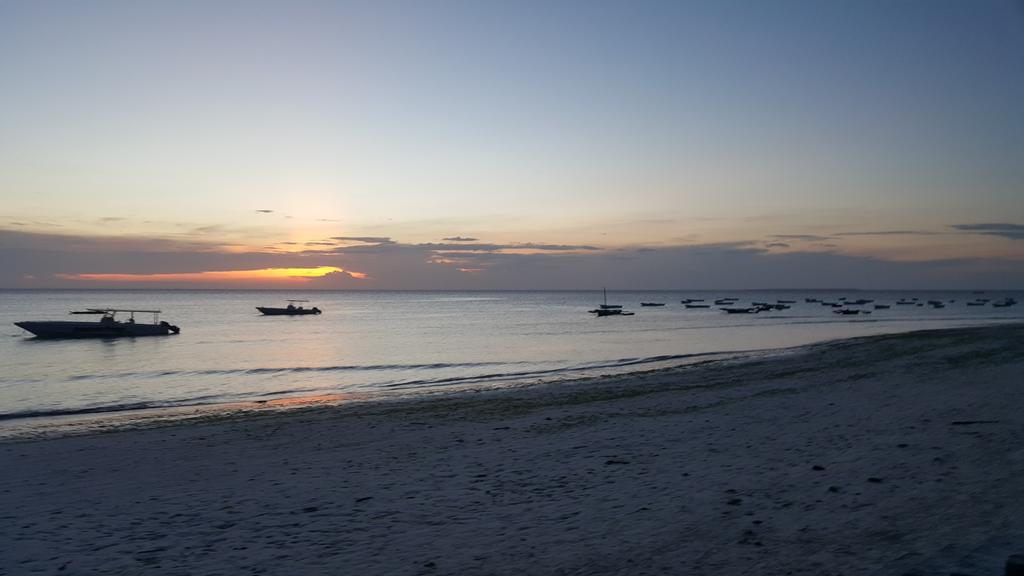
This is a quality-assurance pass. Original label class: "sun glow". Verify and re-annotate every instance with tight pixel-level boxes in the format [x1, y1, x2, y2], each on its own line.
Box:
[57, 266, 366, 283]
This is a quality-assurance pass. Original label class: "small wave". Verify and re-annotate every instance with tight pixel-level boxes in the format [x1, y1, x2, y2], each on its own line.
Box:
[66, 360, 524, 382]
[0, 351, 729, 422]
[379, 351, 728, 389]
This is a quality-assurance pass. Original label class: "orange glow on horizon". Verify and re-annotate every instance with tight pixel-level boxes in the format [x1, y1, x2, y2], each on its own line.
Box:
[57, 266, 366, 283]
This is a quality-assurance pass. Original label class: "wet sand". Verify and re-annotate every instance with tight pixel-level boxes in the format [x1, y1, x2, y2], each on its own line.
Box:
[2, 324, 1023, 575]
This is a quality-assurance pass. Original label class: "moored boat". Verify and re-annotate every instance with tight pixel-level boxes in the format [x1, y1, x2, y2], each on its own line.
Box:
[721, 307, 757, 314]
[14, 309, 181, 339]
[590, 288, 633, 317]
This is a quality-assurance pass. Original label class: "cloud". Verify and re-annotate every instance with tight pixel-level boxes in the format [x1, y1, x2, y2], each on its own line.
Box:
[1, 228, 1022, 290]
[834, 230, 938, 236]
[442, 236, 478, 242]
[416, 242, 600, 253]
[952, 223, 1024, 240]
[330, 236, 396, 245]
[769, 234, 833, 242]
[57, 266, 366, 284]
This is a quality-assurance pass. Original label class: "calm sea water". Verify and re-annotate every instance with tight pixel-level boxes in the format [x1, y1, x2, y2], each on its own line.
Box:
[1, 289, 1021, 436]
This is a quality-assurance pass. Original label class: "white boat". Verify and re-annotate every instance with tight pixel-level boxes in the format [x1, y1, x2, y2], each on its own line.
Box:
[15, 309, 181, 339]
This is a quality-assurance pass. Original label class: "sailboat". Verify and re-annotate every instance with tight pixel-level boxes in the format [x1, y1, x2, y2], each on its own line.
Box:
[589, 288, 634, 316]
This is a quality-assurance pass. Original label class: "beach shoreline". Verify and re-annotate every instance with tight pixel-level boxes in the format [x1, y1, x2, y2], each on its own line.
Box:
[2, 324, 1023, 575]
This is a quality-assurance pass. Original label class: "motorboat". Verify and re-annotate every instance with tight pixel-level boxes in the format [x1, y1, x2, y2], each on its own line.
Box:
[640, 302, 666, 307]
[257, 300, 322, 316]
[14, 308, 180, 339]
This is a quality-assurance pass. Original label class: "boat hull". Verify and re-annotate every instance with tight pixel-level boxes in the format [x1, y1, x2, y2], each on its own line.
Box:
[256, 307, 322, 316]
[14, 321, 179, 339]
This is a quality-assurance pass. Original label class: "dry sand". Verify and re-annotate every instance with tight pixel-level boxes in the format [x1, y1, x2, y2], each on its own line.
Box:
[2, 324, 1023, 575]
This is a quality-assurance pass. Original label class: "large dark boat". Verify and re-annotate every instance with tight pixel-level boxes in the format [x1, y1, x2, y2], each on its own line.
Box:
[14, 309, 181, 339]
[257, 300, 322, 316]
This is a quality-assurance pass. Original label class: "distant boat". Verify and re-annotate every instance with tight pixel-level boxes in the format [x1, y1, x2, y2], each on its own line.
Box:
[873, 304, 891, 309]
[640, 302, 665, 307]
[15, 308, 181, 339]
[684, 303, 710, 309]
[257, 300, 322, 316]
[721, 307, 757, 314]
[805, 298, 820, 303]
[593, 308, 634, 316]
[777, 300, 796, 304]
[590, 288, 633, 317]
[833, 309, 870, 315]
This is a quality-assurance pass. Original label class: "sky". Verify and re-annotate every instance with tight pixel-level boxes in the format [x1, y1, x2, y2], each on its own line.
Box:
[1, 0, 1022, 289]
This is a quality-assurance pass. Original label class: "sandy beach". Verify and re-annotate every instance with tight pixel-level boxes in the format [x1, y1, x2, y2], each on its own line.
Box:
[2, 324, 1023, 575]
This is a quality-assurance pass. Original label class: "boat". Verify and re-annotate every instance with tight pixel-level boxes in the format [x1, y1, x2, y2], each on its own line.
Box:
[873, 304, 891, 309]
[640, 302, 666, 307]
[14, 308, 181, 339]
[684, 303, 710, 309]
[833, 309, 870, 315]
[593, 308, 634, 316]
[721, 307, 757, 314]
[777, 300, 796, 304]
[257, 300, 322, 316]
[590, 289, 633, 317]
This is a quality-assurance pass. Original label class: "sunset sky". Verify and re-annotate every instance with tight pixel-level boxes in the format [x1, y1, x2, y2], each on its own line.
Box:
[1, 0, 1022, 289]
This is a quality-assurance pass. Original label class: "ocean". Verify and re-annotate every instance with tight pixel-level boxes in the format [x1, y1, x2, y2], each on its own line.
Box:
[1, 289, 1021, 437]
